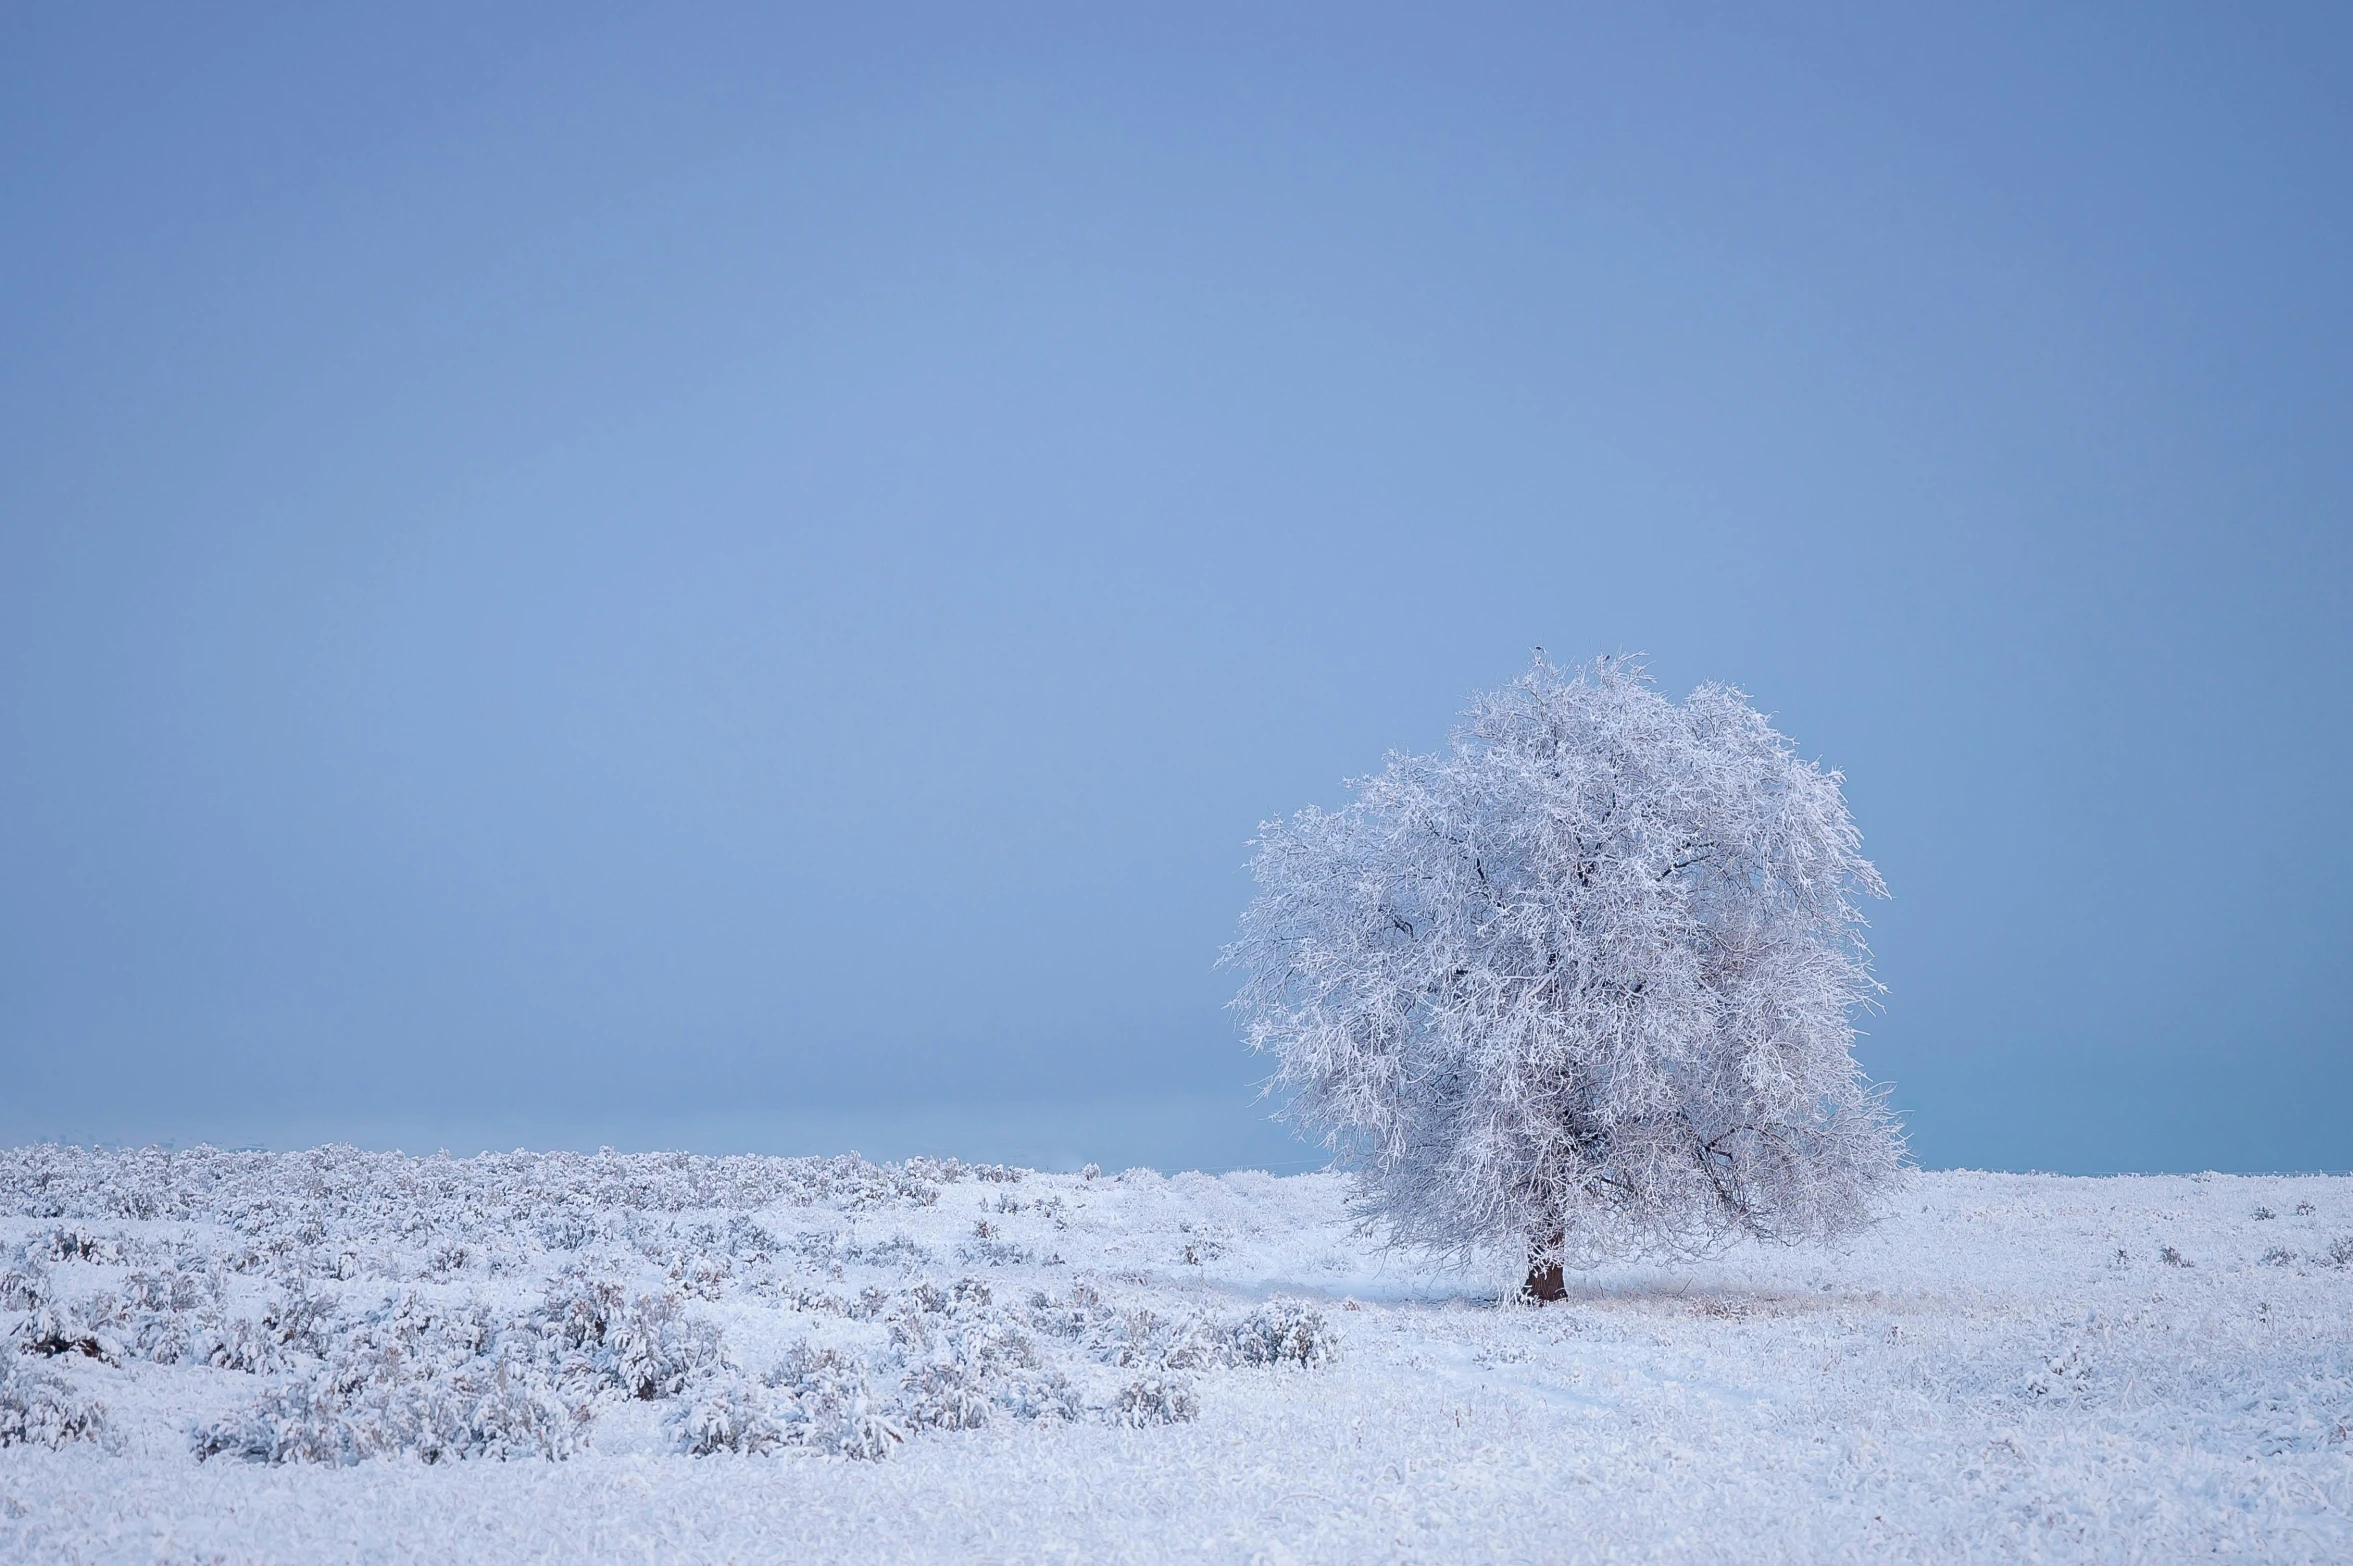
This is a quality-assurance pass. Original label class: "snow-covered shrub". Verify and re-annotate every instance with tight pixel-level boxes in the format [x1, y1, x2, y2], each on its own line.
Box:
[538, 1215, 601, 1252]
[35, 1228, 122, 1265]
[956, 1223, 1036, 1267]
[0, 1256, 47, 1311]
[1177, 1228, 1228, 1266]
[1109, 1376, 1198, 1427]
[264, 1286, 340, 1357]
[1015, 1282, 1342, 1381]
[888, 1279, 1079, 1430]
[1108, 1307, 1226, 1372]
[667, 1378, 788, 1455]
[0, 1355, 108, 1448]
[524, 1272, 724, 1399]
[44, 1266, 216, 1368]
[1229, 1299, 1338, 1368]
[670, 1256, 731, 1300]
[531, 1270, 625, 1359]
[193, 1370, 589, 1465]
[899, 1358, 996, 1431]
[117, 1262, 219, 1320]
[669, 1346, 951, 1460]
[2025, 1342, 2097, 1401]
[118, 1282, 340, 1375]
[429, 1377, 591, 1461]
[995, 1362, 1083, 1424]
[16, 1303, 124, 1364]
[846, 1233, 936, 1270]
[1226, 654, 1903, 1279]
[762, 1343, 901, 1459]
[330, 1292, 501, 1384]
[192, 1291, 605, 1465]
[609, 1292, 727, 1400]
[200, 1310, 301, 1374]
[1025, 1280, 1104, 1340]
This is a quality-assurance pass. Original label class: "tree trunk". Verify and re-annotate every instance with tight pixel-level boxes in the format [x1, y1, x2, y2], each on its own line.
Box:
[1524, 1232, 1566, 1302]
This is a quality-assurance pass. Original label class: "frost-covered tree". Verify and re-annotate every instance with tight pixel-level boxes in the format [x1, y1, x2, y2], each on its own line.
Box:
[1224, 655, 1902, 1292]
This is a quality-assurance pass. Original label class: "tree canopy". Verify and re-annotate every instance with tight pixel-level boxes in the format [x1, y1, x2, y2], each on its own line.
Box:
[1226, 655, 1903, 1274]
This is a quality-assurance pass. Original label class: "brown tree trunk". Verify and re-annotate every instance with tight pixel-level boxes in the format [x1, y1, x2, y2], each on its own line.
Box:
[1524, 1232, 1566, 1302]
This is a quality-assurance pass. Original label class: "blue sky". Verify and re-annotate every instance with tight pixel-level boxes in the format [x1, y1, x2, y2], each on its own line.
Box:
[3, 4, 2347, 1171]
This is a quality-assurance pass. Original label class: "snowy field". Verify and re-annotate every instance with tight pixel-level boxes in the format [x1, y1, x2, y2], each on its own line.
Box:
[1, 1146, 2348, 1564]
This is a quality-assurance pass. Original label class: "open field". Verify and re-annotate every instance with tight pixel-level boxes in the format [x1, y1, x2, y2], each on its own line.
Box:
[2, 1145, 2348, 1563]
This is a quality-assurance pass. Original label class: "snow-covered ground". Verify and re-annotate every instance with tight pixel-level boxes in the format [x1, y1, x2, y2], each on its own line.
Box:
[1, 1145, 2347, 1564]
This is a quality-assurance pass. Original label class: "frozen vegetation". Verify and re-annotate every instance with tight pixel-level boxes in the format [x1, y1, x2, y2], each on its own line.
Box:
[1, 1144, 2348, 1563]
[1229, 655, 1901, 1276]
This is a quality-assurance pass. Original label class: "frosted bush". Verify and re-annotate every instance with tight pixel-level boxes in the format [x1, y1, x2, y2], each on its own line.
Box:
[1229, 1299, 1338, 1368]
[35, 1228, 122, 1265]
[128, 1262, 214, 1310]
[845, 1233, 937, 1270]
[0, 1257, 50, 1312]
[1228, 654, 1903, 1278]
[538, 1215, 601, 1252]
[265, 1287, 340, 1357]
[200, 1310, 301, 1375]
[188, 1282, 709, 1465]
[332, 1292, 502, 1384]
[890, 1282, 1079, 1430]
[821, 1375, 900, 1461]
[763, 1344, 901, 1459]
[1014, 1283, 1340, 1380]
[193, 1371, 589, 1465]
[607, 1292, 727, 1400]
[900, 1277, 996, 1324]
[956, 1225, 1037, 1267]
[531, 1271, 626, 1360]
[666, 1355, 913, 1460]
[1025, 1280, 1104, 1340]
[1107, 1307, 1225, 1372]
[192, 1291, 608, 1465]
[667, 1378, 787, 1455]
[1109, 1376, 1199, 1427]
[992, 1363, 1083, 1424]
[17, 1303, 124, 1365]
[0, 1356, 108, 1448]
[524, 1272, 724, 1399]
[15, 1260, 260, 1374]
[899, 1359, 996, 1431]
[142, 1284, 339, 1375]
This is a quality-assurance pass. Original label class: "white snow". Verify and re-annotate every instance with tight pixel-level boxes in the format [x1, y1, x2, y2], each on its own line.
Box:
[2, 1145, 2348, 1563]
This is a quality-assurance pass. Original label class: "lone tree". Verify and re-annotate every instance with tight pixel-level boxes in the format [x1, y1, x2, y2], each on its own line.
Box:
[1225, 655, 1902, 1296]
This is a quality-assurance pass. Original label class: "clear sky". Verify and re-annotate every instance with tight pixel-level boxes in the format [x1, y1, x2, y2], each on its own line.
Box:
[4, 4, 2347, 1173]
